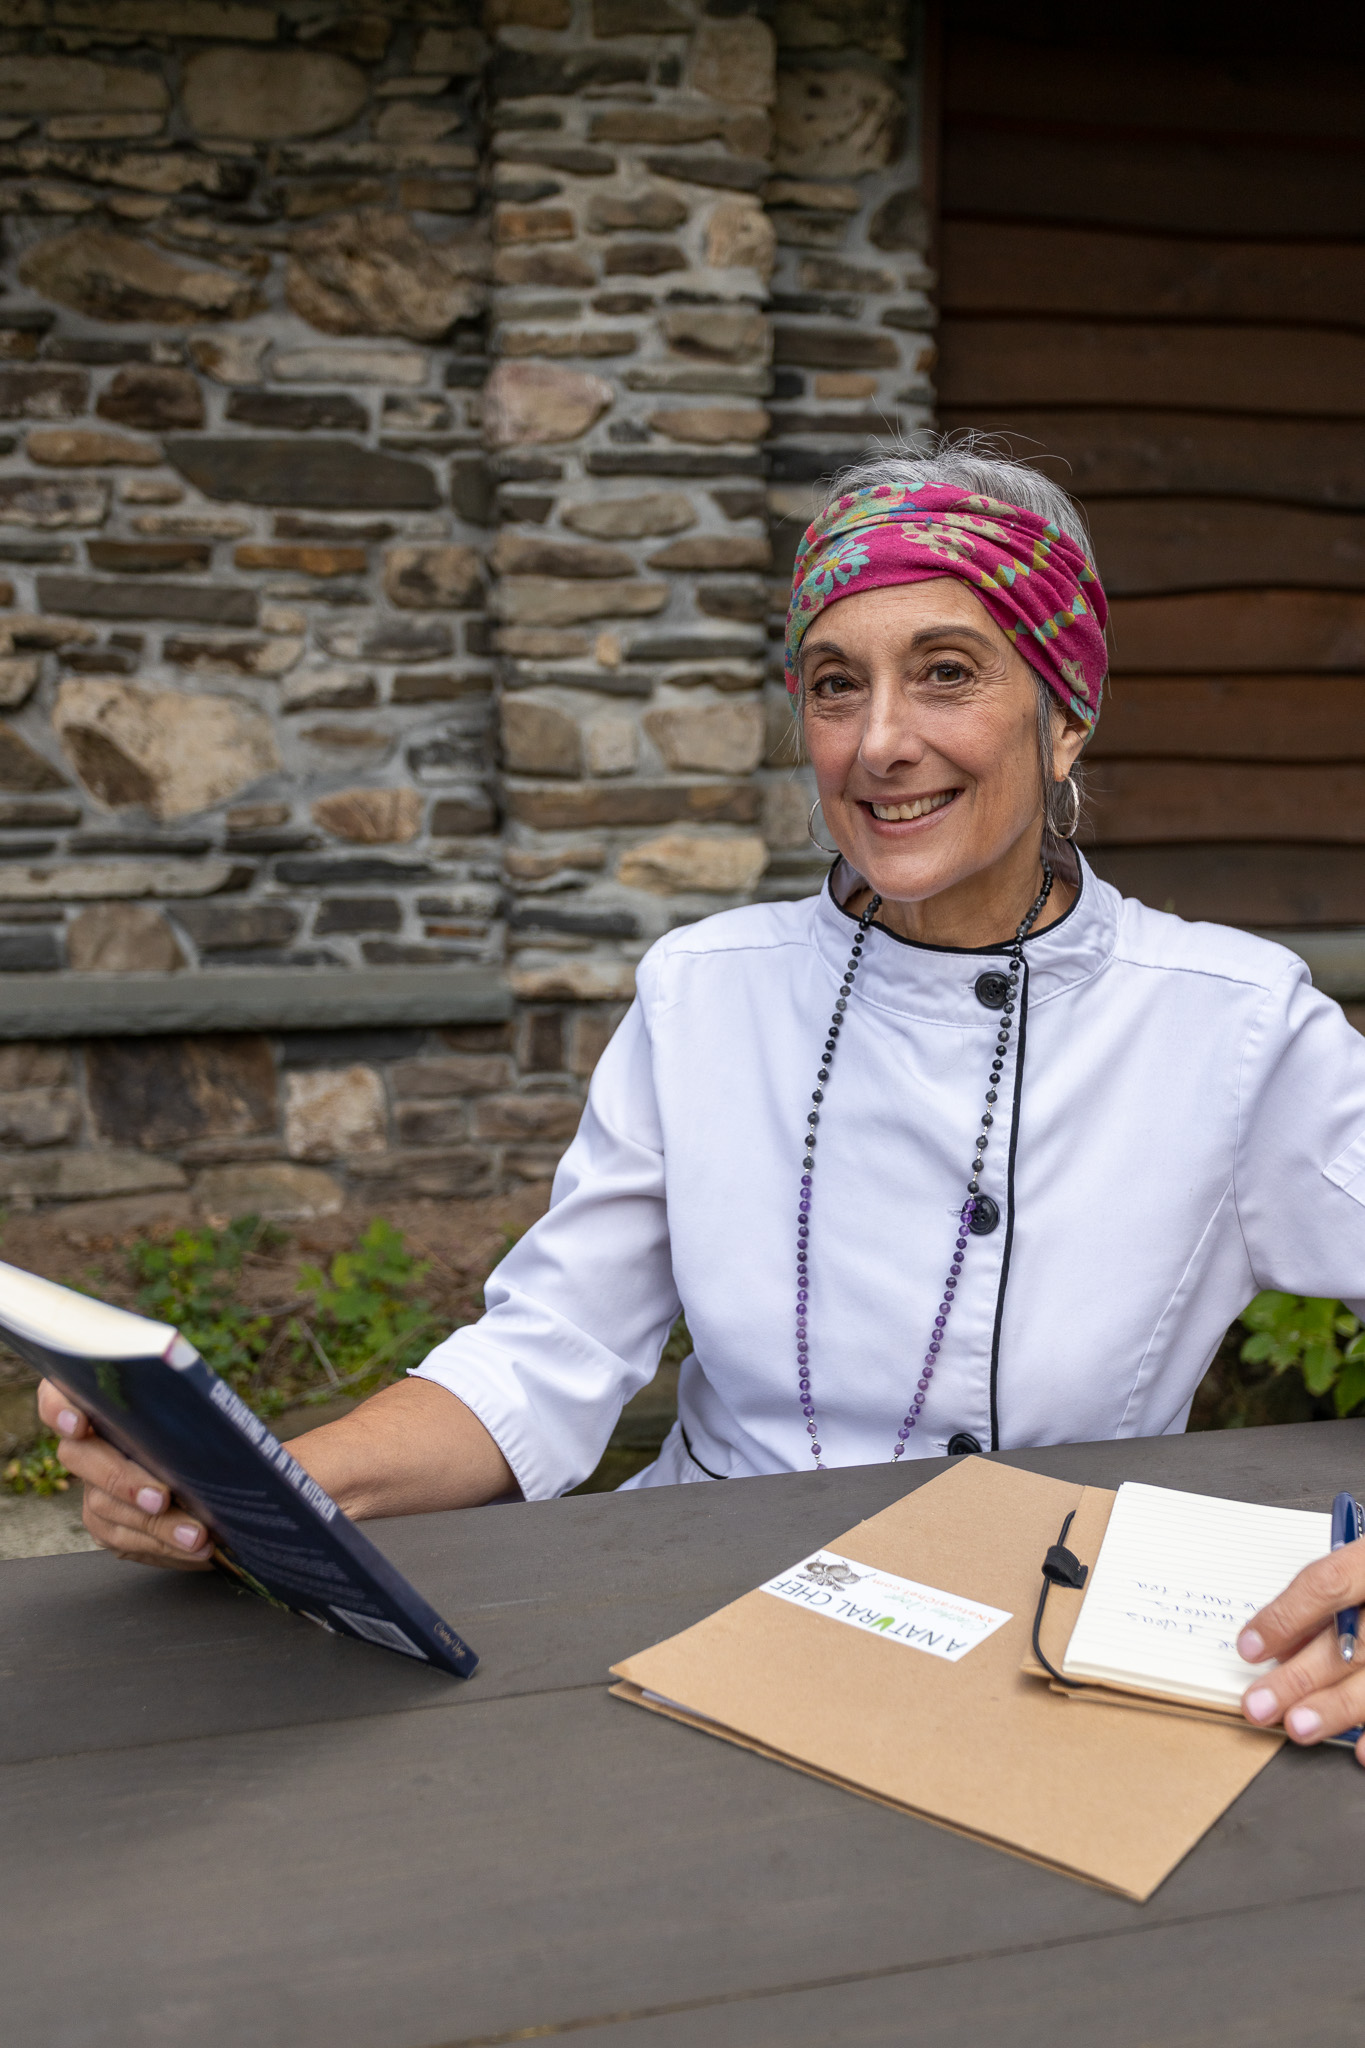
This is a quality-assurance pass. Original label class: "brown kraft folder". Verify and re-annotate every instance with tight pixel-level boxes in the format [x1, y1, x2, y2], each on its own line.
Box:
[610, 1457, 1281, 1901]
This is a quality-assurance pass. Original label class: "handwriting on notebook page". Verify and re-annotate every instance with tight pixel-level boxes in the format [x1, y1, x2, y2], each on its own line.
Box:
[1061, 1482, 1331, 1711]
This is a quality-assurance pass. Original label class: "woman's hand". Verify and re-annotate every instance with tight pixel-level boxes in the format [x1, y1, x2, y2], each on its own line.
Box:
[1239, 1537, 1365, 1761]
[37, 1379, 213, 1570]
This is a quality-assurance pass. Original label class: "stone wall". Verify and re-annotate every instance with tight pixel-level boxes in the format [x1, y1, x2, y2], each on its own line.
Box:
[0, 0, 930, 1223]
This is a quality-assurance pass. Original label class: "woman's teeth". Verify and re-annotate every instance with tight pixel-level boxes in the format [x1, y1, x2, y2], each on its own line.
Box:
[869, 792, 957, 822]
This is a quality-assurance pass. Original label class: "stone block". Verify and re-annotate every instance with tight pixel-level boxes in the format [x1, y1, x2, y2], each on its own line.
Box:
[644, 700, 765, 774]
[53, 678, 281, 821]
[593, 0, 689, 28]
[0, 858, 238, 900]
[0, 366, 86, 420]
[343, 1146, 494, 1199]
[642, 154, 768, 195]
[706, 196, 777, 279]
[0, 657, 40, 708]
[617, 830, 768, 894]
[503, 845, 606, 882]
[648, 534, 771, 571]
[662, 305, 770, 362]
[506, 779, 759, 830]
[172, 904, 300, 952]
[0, 1149, 188, 1203]
[193, 1160, 342, 1222]
[0, 929, 60, 970]
[473, 1092, 581, 1143]
[491, 531, 634, 580]
[271, 345, 428, 386]
[189, 333, 268, 385]
[0, 56, 169, 115]
[566, 1007, 620, 1078]
[484, 361, 614, 449]
[165, 437, 440, 509]
[507, 956, 636, 1001]
[282, 669, 376, 714]
[392, 1054, 516, 1101]
[650, 405, 770, 445]
[286, 212, 484, 342]
[391, 669, 492, 704]
[97, 365, 204, 432]
[489, 48, 647, 100]
[383, 544, 484, 610]
[590, 110, 720, 146]
[311, 787, 422, 844]
[167, 635, 303, 678]
[27, 427, 160, 466]
[775, 67, 903, 178]
[697, 577, 769, 623]
[563, 492, 695, 541]
[774, 0, 907, 59]
[313, 898, 402, 934]
[55, 3, 277, 38]
[86, 540, 211, 574]
[87, 1034, 276, 1152]
[773, 324, 900, 370]
[0, 725, 70, 792]
[430, 793, 498, 836]
[0, 1044, 68, 1091]
[495, 578, 667, 629]
[586, 449, 765, 480]
[285, 1065, 386, 1160]
[501, 697, 583, 777]
[393, 1099, 470, 1147]
[603, 241, 687, 278]
[492, 247, 596, 290]
[226, 391, 369, 434]
[67, 902, 186, 972]
[0, 1084, 79, 1147]
[500, 329, 637, 362]
[0, 476, 107, 527]
[587, 189, 689, 234]
[183, 47, 367, 142]
[38, 575, 256, 628]
[19, 227, 258, 324]
[692, 17, 776, 106]
[584, 714, 638, 776]
[493, 205, 576, 246]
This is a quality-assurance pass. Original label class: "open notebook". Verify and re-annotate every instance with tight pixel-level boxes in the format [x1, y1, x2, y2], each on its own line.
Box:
[1058, 1482, 1331, 1711]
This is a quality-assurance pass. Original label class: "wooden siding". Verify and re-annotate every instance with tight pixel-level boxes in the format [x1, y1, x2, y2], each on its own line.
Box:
[936, 9, 1365, 927]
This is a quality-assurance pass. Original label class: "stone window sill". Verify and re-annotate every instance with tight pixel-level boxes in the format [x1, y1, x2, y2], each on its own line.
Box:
[0, 968, 512, 1040]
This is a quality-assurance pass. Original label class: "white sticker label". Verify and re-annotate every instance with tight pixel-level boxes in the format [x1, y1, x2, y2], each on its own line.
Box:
[759, 1550, 1012, 1663]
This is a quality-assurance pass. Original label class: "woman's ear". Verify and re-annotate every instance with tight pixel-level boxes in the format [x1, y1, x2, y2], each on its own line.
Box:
[1051, 703, 1088, 780]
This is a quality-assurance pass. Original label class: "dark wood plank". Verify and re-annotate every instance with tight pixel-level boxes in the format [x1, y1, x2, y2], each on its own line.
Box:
[945, 32, 1365, 143]
[1088, 500, 1365, 598]
[1089, 676, 1365, 761]
[943, 124, 1365, 238]
[937, 320, 1365, 418]
[936, 408, 1365, 508]
[1087, 843, 1365, 925]
[1081, 762, 1365, 845]
[1109, 591, 1365, 672]
[939, 221, 1365, 328]
[4, 1424, 1365, 2048]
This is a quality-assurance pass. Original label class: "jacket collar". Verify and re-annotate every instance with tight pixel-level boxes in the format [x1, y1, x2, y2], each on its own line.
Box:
[809, 850, 1120, 1025]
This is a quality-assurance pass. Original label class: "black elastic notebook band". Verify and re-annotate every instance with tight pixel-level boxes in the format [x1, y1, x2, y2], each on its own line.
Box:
[1031, 1508, 1090, 1684]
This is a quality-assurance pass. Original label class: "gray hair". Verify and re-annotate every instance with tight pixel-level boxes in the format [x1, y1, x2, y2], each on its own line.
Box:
[801, 432, 1094, 849]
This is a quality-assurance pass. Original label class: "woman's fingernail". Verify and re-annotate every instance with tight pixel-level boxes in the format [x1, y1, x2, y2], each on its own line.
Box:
[173, 1522, 203, 1550]
[1244, 1687, 1278, 1723]
[1287, 1705, 1323, 1741]
[1238, 1628, 1266, 1662]
[56, 1408, 79, 1435]
[136, 1486, 166, 1515]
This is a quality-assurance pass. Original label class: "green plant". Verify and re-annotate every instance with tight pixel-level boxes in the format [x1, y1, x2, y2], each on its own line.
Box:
[1238, 1291, 1365, 1417]
[292, 1218, 438, 1404]
[129, 1215, 279, 1397]
[4, 1431, 70, 1496]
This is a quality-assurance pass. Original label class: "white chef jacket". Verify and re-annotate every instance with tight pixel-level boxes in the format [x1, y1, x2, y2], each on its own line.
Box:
[414, 856, 1365, 1497]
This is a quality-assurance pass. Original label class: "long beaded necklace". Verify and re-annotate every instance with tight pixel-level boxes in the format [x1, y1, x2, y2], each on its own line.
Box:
[795, 862, 1055, 1468]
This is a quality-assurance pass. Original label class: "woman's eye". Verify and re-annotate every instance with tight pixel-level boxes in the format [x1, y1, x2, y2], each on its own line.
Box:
[926, 661, 969, 685]
[813, 671, 857, 696]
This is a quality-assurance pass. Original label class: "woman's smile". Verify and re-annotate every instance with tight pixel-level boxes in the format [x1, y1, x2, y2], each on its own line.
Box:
[865, 790, 962, 825]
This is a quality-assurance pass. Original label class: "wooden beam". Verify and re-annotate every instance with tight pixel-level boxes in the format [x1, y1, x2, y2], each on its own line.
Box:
[1088, 844, 1365, 926]
[936, 409, 1365, 508]
[939, 222, 1365, 329]
[1087, 500, 1365, 596]
[1109, 590, 1365, 672]
[938, 320, 1365, 418]
[1089, 676, 1365, 761]
[1082, 762, 1365, 844]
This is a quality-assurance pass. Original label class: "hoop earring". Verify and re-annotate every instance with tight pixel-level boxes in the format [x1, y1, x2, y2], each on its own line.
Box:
[1054, 773, 1080, 841]
[807, 799, 840, 857]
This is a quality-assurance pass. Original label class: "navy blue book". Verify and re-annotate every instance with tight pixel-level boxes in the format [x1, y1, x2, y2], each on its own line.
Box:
[0, 1256, 477, 1678]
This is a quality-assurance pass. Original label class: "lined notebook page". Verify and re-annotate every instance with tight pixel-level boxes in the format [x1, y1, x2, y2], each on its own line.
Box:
[1061, 1482, 1331, 1709]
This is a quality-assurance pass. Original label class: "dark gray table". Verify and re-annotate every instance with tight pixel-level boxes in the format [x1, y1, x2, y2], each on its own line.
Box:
[5, 1425, 1365, 2048]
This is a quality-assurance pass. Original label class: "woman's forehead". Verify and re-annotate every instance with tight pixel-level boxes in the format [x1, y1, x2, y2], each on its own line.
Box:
[799, 578, 1013, 658]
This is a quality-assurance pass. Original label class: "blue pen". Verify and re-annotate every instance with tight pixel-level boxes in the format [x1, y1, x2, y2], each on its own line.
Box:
[1332, 1491, 1362, 1663]
[1325, 1492, 1365, 1750]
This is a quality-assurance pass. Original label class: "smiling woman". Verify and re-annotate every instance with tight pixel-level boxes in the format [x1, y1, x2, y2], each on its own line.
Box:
[41, 443, 1365, 1763]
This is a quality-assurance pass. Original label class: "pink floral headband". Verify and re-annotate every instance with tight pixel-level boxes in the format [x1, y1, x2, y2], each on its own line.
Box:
[785, 482, 1108, 729]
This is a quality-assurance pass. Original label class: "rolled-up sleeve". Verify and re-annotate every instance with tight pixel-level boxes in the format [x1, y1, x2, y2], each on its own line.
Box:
[410, 994, 680, 1499]
[1235, 959, 1365, 1311]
